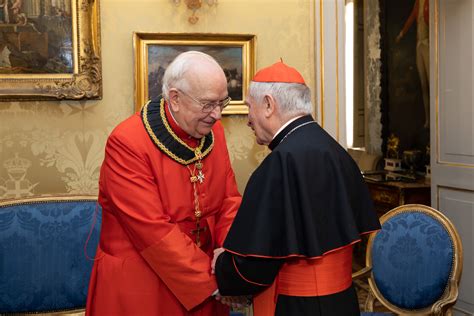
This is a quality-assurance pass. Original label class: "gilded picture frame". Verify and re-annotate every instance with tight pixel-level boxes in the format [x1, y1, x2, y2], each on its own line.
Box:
[133, 33, 256, 114]
[0, 0, 102, 100]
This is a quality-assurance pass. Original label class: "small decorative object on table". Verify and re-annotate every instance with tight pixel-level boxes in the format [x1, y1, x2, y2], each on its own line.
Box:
[402, 149, 422, 176]
[384, 134, 402, 171]
[384, 159, 402, 172]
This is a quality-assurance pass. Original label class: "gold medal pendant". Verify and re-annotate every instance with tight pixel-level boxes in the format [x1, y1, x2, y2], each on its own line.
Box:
[194, 149, 204, 184]
[197, 169, 205, 184]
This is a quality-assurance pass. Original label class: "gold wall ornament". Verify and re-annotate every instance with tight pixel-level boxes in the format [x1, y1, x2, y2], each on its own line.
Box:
[172, 0, 218, 24]
[0, 0, 102, 100]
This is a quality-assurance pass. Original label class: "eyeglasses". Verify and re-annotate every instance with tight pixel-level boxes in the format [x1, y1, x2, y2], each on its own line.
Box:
[178, 89, 231, 113]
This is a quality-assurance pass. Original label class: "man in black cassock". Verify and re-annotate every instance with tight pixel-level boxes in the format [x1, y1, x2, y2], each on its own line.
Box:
[212, 61, 381, 316]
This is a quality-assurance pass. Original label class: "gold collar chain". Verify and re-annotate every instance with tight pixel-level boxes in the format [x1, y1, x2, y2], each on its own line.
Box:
[187, 148, 206, 247]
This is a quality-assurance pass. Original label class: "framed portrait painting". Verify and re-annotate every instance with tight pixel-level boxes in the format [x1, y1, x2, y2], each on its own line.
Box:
[0, 0, 102, 100]
[133, 33, 256, 114]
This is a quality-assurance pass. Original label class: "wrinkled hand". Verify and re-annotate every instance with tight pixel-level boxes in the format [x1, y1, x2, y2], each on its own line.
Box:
[215, 294, 251, 309]
[211, 247, 225, 274]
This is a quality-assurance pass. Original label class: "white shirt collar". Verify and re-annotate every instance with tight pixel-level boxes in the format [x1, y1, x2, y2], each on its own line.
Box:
[166, 101, 195, 140]
[272, 115, 304, 141]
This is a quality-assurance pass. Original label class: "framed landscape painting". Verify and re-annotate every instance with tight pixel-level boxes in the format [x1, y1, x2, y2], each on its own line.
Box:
[133, 33, 256, 115]
[0, 0, 102, 100]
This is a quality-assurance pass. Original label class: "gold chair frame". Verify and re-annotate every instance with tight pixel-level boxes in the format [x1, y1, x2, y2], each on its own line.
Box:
[353, 204, 463, 316]
[0, 195, 97, 208]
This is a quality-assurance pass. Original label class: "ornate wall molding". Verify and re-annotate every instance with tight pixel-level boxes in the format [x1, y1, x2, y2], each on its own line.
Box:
[364, 0, 383, 155]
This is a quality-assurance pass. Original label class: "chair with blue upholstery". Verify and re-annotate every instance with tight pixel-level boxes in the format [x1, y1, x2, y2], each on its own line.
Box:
[353, 204, 463, 315]
[0, 195, 101, 315]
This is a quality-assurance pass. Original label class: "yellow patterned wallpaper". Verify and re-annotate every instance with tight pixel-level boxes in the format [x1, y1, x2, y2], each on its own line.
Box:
[0, 0, 315, 199]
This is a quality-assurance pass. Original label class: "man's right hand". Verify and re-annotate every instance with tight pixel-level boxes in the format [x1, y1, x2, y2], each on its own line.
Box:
[211, 247, 225, 274]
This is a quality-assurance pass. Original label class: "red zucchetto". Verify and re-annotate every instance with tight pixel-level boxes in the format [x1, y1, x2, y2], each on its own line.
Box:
[252, 60, 306, 84]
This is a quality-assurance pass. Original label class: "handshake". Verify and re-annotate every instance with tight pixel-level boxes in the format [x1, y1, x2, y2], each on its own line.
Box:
[211, 247, 252, 309]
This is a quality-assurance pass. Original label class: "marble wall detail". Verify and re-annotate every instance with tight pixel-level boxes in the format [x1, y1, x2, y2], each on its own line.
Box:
[364, 0, 383, 156]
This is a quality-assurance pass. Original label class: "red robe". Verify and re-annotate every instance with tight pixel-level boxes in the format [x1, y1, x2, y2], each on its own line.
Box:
[86, 100, 241, 315]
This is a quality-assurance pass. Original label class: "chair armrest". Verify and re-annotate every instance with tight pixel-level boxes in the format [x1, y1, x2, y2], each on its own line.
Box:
[352, 266, 372, 280]
[432, 279, 459, 316]
[352, 266, 378, 312]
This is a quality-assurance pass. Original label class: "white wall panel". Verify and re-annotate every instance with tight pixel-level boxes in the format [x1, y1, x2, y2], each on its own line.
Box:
[437, 0, 474, 166]
[314, 0, 346, 146]
[432, 1, 474, 313]
[439, 187, 474, 312]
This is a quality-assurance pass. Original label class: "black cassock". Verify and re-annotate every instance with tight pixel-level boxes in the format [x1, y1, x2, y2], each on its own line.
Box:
[215, 115, 381, 315]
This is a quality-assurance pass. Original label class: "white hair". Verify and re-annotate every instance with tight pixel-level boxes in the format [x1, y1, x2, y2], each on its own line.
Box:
[161, 51, 221, 100]
[248, 82, 312, 116]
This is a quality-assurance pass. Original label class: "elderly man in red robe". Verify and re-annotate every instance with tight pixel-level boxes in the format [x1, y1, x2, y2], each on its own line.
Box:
[86, 51, 241, 315]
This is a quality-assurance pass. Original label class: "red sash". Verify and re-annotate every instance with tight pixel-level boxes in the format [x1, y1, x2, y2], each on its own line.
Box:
[253, 245, 353, 316]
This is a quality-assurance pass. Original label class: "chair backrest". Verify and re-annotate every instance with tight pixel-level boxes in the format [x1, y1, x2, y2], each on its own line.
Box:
[0, 195, 101, 314]
[366, 204, 462, 315]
